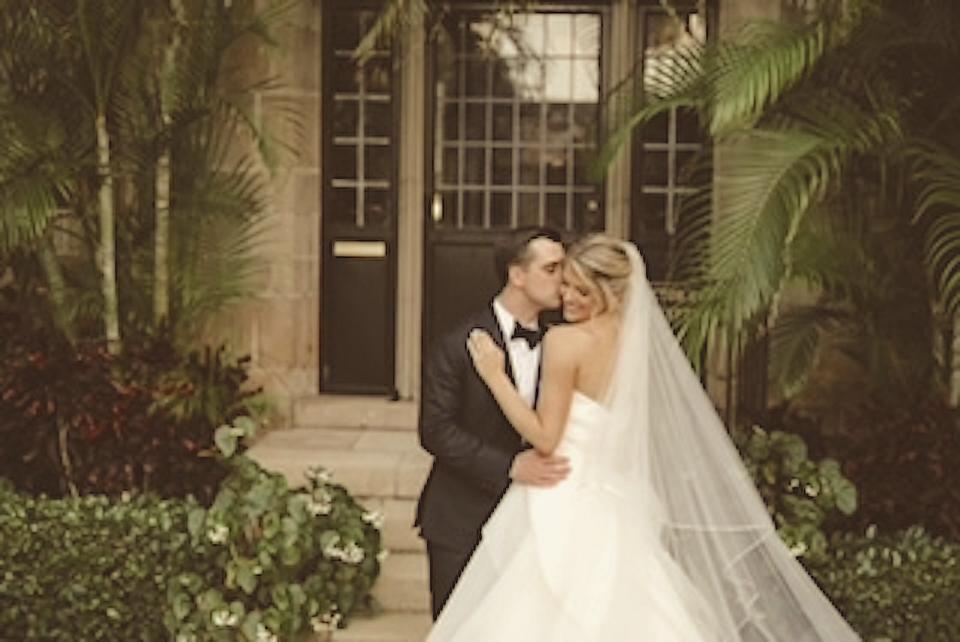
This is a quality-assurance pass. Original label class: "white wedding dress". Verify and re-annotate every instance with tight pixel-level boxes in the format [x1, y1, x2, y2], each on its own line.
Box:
[428, 390, 720, 641]
[429, 243, 860, 642]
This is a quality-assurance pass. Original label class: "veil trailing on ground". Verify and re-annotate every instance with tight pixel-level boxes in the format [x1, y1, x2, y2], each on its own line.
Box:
[598, 243, 860, 641]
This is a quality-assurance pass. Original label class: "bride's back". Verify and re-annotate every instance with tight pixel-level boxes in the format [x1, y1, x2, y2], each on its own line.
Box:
[568, 315, 620, 403]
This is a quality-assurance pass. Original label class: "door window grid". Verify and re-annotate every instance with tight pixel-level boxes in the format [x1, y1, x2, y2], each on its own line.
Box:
[329, 10, 392, 228]
[434, 11, 603, 232]
[633, 5, 709, 277]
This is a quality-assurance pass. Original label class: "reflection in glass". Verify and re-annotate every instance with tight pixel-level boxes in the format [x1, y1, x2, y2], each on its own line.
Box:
[544, 58, 573, 101]
[492, 149, 512, 185]
[365, 145, 391, 181]
[574, 192, 603, 232]
[519, 103, 541, 141]
[572, 103, 597, 144]
[365, 188, 389, 227]
[546, 192, 566, 229]
[491, 192, 512, 227]
[464, 148, 485, 185]
[442, 147, 458, 185]
[492, 104, 513, 140]
[444, 103, 459, 140]
[677, 107, 702, 143]
[642, 151, 669, 185]
[545, 148, 568, 185]
[364, 101, 391, 138]
[463, 191, 484, 227]
[332, 100, 358, 137]
[464, 59, 489, 96]
[330, 187, 357, 226]
[331, 146, 356, 180]
[518, 193, 540, 226]
[332, 60, 360, 93]
[465, 103, 486, 140]
[571, 57, 599, 103]
[433, 8, 603, 234]
[365, 57, 391, 93]
[438, 191, 457, 228]
[519, 148, 540, 185]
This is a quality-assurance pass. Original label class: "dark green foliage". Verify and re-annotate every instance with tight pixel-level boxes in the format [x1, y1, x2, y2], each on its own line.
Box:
[0, 457, 383, 641]
[0, 315, 265, 504]
[0, 486, 207, 641]
[813, 527, 960, 642]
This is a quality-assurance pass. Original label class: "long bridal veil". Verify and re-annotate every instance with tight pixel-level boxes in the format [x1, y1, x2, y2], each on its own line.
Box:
[599, 243, 860, 641]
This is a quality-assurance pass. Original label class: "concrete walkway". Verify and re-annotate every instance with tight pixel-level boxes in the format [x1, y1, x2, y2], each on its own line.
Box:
[247, 395, 432, 642]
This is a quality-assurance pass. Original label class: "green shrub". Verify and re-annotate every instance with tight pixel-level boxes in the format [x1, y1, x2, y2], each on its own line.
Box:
[813, 526, 960, 642]
[0, 441, 383, 640]
[733, 424, 858, 564]
[168, 457, 384, 641]
[0, 482, 208, 640]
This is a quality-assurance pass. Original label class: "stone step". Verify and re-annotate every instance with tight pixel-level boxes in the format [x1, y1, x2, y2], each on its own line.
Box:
[247, 430, 431, 499]
[317, 612, 431, 642]
[295, 395, 418, 431]
[372, 551, 430, 613]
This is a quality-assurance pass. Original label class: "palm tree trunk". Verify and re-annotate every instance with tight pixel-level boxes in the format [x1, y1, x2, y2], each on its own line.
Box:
[37, 232, 75, 343]
[154, 148, 171, 324]
[96, 111, 121, 355]
[153, 0, 184, 326]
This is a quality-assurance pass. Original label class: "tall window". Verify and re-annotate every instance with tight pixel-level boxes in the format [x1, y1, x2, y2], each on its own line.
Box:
[632, 4, 709, 280]
[432, 10, 605, 233]
[327, 8, 394, 229]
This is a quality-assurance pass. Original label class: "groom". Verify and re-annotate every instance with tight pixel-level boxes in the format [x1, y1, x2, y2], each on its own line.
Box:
[415, 226, 571, 620]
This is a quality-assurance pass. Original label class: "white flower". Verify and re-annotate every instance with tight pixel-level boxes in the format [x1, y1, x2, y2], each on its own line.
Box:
[211, 609, 238, 627]
[311, 610, 343, 632]
[306, 466, 333, 484]
[256, 623, 278, 642]
[308, 497, 332, 516]
[361, 510, 385, 529]
[804, 484, 819, 497]
[787, 478, 800, 490]
[344, 541, 365, 564]
[206, 523, 229, 545]
[376, 548, 390, 563]
[788, 541, 808, 558]
[176, 634, 196, 642]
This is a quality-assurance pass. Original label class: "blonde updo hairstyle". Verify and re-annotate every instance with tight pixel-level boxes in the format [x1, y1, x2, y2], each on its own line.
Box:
[564, 234, 633, 314]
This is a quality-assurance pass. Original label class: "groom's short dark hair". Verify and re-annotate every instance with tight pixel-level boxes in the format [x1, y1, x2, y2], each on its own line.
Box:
[494, 226, 564, 286]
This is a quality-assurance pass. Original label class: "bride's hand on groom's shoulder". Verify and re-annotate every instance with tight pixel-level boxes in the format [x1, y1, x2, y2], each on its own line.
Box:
[467, 329, 505, 383]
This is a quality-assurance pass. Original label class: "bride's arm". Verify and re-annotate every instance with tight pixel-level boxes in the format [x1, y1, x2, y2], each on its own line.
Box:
[467, 327, 578, 455]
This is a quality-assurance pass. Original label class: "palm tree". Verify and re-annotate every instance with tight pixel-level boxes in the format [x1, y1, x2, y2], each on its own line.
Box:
[0, 0, 290, 350]
[601, 0, 960, 410]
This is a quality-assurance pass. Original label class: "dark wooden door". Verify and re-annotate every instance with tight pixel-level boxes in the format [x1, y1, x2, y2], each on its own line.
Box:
[424, 6, 607, 346]
[321, 3, 397, 393]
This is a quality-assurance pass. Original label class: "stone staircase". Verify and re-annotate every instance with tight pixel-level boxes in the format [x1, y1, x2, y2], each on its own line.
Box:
[247, 395, 432, 642]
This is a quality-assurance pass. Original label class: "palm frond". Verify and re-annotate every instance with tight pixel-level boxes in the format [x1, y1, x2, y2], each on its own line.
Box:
[768, 300, 849, 399]
[707, 18, 832, 135]
[911, 143, 960, 314]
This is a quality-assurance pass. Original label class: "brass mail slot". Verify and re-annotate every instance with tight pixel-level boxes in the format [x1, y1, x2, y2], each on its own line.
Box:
[332, 240, 387, 258]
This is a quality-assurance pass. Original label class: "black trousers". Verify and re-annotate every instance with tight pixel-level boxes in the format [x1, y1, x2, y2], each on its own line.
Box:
[426, 540, 476, 620]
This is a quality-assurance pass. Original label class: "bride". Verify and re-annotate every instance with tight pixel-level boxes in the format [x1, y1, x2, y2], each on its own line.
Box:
[427, 234, 860, 641]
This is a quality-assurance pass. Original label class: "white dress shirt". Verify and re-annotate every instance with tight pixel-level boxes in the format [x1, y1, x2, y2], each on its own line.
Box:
[492, 298, 541, 408]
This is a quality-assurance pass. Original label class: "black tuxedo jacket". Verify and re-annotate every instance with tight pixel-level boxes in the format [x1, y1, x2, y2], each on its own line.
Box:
[415, 304, 532, 551]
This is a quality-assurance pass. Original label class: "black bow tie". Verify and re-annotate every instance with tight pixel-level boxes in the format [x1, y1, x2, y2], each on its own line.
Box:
[510, 322, 544, 349]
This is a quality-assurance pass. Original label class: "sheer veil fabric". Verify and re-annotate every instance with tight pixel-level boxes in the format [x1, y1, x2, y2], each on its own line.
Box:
[428, 242, 860, 641]
[600, 243, 859, 640]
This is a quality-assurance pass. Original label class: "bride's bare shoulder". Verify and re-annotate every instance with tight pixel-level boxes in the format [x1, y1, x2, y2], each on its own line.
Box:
[542, 324, 594, 357]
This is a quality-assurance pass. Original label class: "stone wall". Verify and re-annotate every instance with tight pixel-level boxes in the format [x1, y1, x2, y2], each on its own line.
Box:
[217, 0, 322, 422]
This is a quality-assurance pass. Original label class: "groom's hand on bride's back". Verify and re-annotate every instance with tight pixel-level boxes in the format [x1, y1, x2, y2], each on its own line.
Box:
[510, 449, 570, 487]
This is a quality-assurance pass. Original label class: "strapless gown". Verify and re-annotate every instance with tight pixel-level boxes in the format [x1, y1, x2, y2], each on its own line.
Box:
[427, 391, 721, 641]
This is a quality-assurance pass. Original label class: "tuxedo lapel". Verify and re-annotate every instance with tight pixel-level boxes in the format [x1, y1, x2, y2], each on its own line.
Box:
[477, 305, 516, 387]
